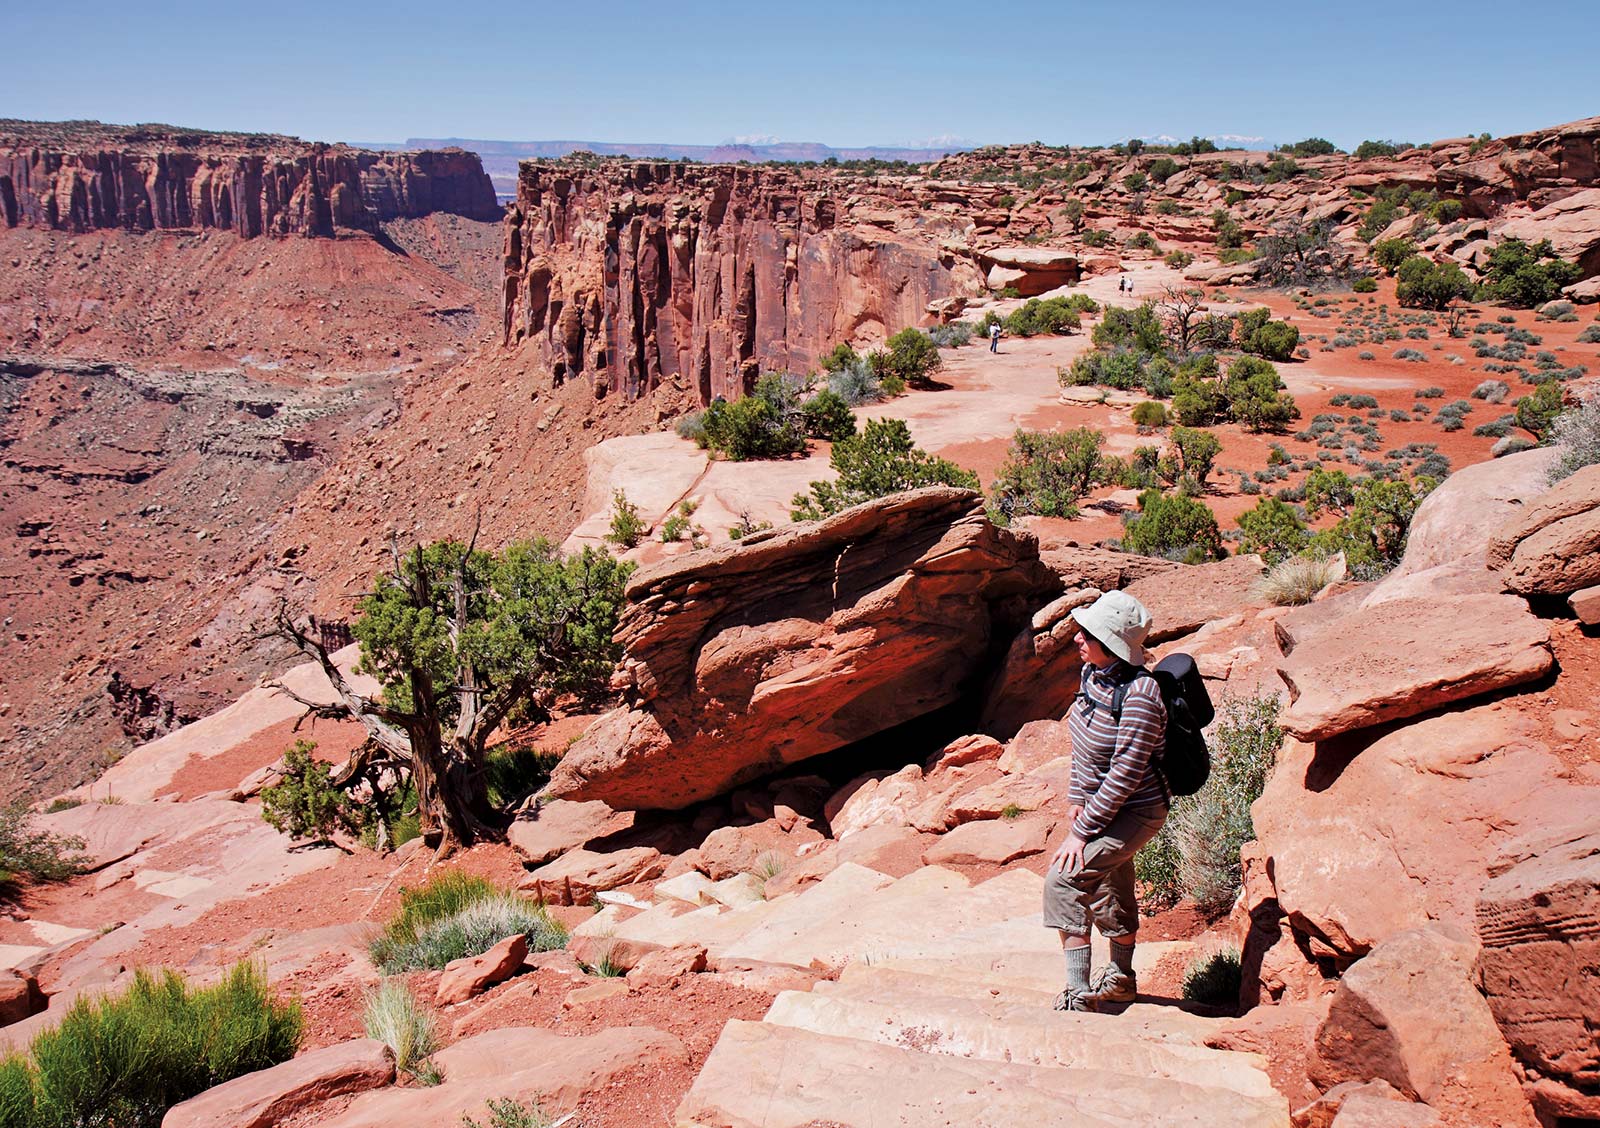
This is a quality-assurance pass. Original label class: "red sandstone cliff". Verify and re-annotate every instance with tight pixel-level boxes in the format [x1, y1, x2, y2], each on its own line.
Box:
[501, 163, 982, 403]
[0, 121, 500, 237]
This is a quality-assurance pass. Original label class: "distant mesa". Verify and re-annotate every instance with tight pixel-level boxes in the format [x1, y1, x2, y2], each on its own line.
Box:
[0, 119, 500, 237]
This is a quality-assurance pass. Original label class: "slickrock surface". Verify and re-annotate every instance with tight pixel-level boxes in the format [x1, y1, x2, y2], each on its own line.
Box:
[546, 488, 1056, 809]
[1476, 830, 1600, 1120]
[1275, 593, 1553, 742]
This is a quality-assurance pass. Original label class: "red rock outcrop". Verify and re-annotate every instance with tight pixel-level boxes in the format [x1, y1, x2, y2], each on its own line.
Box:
[501, 161, 982, 402]
[1476, 830, 1600, 1121]
[1488, 463, 1600, 597]
[0, 121, 498, 238]
[545, 488, 1058, 810]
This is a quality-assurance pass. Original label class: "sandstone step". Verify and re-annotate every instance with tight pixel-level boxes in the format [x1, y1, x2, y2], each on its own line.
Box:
[675, 1020, 1289, 1128]
[765, 987, 1277, 1100]
[717, 864, 1039, 972]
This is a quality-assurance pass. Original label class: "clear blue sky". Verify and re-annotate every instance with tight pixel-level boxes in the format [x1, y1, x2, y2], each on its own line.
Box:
[8, 0, 1596, 150]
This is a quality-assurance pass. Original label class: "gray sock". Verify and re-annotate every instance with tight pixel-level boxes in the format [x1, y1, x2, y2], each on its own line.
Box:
[1110, 939, 1136, 978]
[1064, 945, 1091, 992]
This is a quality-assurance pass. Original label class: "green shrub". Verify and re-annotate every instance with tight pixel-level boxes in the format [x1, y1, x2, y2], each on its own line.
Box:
[1127, 231, 1160, 253]
[1123, 171, 1148, 193]
[1353, 140, 1404, 160]
[1304, 468, 1436, 578]
[259, 741, 366, 847]
[1182, 948, 1243, 1007]
[696, 392, 805, 461]
[800, 389, 858, 441]
[1358, 198, 1400, 242]
[1004, 297, 1081, 337]
[1515, 382, 1565, 440]
[1235, 497, 1310, 565]
[1164, 249, 1194, 270]
[1429, 199, 1463, 224]
[1163, 427, 1222, 490]
[995, 193, 1017, 209]
[0, 802, 89, 892]
[827, 357, 886, 405]
[988, 428, 1110, 521]
[1577, 325, 1600, 344]
[1224, 356, 1299, 432]
[1284, 137, 1337, 157]
[1082, 229, 1113, 248]
[1480, 238, 1582, 308]
[1092, 302, 1165, 354]
[791, 418, 980, 521]
[882, 328, 942, 387]
[1351, 277, 1377, 293]
[820, 342, 862, 373]
[1120, 489, 1223, 562]
[1148, 157, 1180, 184]
[604, 489, 647, 549]
[1245, 319, 1299, 362]
[363, 980, 438, 1077]
[1371, 237, 1416, 275]
[1136, 693, 1282, 913]
[658, 499, 703, 545]
[6, 963, 300, 1128]
[1131, 401, 1168, 428]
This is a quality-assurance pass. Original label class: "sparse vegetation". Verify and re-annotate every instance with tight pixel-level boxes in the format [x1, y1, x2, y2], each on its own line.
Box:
[1547, 392, 1600, 480]
[1135, 693, 1282, 914]
[605, 489, 647, 548]
[1182, 947, 1243, 1007]
[363, 979, 439, 1078]
[988, 428, 1114, 522]
[0, 963, 301, 1128]
[1, 802, 88, 893]
[1257, 554, 1342, 605]
[1479, 238, 1582, 308]
[461, 1097, 553, 1128]
[791, 418, 980, 521]
[369, 872, 566, 974]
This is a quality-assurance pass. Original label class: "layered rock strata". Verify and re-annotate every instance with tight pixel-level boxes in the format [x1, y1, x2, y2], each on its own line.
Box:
[0, 121, 498, 237]
[545, 488, 1058, 809]
[501, 161, 980, 402]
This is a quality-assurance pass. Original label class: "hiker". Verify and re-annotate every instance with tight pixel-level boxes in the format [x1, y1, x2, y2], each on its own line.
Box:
[1044, 590, 1168, 1012]
[1118, 276, 1126, 293]
[1126, 277, 1134, 296]
[989, 321, 1001, 352]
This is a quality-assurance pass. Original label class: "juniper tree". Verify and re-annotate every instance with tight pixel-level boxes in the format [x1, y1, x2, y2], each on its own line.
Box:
[272, 534, 631, 854]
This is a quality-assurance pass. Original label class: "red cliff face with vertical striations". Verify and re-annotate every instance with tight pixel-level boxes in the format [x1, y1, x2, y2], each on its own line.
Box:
[0, 120, 500, 238]
[501, 162, 980, 403]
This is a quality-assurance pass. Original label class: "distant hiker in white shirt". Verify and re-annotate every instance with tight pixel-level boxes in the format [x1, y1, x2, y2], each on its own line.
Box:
[989, 322, 1001, 352]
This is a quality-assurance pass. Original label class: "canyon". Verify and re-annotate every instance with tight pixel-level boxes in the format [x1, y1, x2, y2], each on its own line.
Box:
[0, 109, 1597, 1127]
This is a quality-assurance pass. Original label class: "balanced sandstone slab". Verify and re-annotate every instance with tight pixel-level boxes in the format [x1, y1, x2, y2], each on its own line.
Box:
[1276, 593, 1552, 742]
[1488, 463, 1600, 597]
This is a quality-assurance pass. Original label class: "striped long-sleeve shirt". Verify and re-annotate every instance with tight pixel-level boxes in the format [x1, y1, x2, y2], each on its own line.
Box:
[1067, 660, 1168, 840]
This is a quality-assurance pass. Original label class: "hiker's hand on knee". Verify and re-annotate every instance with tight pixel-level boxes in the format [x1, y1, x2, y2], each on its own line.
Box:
[1052, 832, 1086, 874]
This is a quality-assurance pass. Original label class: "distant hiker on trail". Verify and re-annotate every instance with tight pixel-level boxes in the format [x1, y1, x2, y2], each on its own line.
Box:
[1126, 277, 1134, 296]
[1118, 276, 1126, 293]
[989, 322, 1001, 352]
[1045, 590, 1168, 1013]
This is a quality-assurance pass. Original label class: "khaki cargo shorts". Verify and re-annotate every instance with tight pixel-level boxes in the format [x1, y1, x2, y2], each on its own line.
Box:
[1043, 802, 1168, 939]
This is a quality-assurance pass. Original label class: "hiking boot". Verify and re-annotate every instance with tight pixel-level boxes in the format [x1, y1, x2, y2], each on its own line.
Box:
[1052, 987, 1092, 1012]
[1087, 966, 1138, 1006]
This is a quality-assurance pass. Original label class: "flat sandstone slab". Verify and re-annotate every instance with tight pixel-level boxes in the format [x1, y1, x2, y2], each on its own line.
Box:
[1276, 594, 1552, 742]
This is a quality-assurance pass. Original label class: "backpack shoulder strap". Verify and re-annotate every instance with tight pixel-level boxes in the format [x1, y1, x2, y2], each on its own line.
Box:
[1107, 666, 1153, 719]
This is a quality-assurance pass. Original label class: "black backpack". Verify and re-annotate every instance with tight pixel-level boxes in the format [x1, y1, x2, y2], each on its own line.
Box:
[1105, 653, 1214, 797]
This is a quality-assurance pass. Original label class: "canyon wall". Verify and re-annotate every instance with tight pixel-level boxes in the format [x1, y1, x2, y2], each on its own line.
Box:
[502, 162, 979, 403]
[0, 122, 500, 237]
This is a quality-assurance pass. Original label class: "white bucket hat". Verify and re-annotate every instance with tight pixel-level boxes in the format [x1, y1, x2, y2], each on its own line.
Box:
[1070, 590, 1154, 666]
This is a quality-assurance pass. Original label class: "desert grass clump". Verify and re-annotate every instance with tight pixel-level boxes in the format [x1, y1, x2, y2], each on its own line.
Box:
[1257, 555, 1342, 606]
[1135, 693, 1283, 915]
[362, 979, 438, 1077]
[1181, 947, 1243, 1007]
[4, 962, 300, 1128]
[372, 875, 566, 974]
[460, 1096, 554, 1128]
